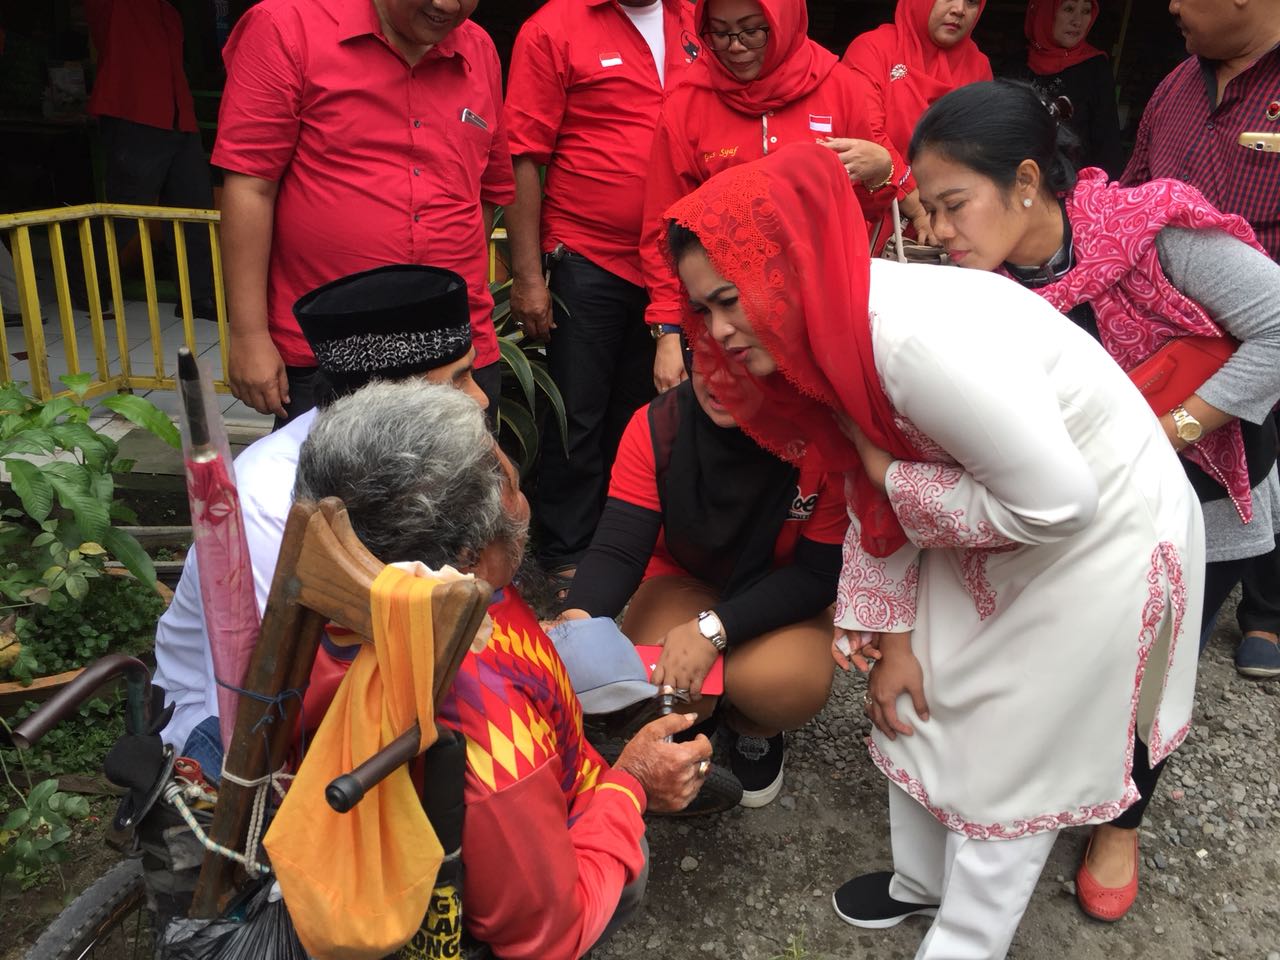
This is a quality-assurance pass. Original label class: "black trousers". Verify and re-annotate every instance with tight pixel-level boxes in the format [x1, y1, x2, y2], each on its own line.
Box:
[534, 252, 654, 570]
[89, 117, 215, 303]
[1113, 553, 1253, 829]
[1235, 542, 1280, 636]
[274, 365, 328, 431]
[472, 360, 501, 434]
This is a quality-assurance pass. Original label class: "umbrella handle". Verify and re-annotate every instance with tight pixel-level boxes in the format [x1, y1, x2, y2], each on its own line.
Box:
[325, 722, 423, 813]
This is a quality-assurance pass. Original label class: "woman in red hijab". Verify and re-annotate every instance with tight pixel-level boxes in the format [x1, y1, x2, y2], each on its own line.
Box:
[843, 0, 991, 243]
[664, 142, 1203, 959]
[1019, 0, 1123, 176]
[640, 0, 906, 395]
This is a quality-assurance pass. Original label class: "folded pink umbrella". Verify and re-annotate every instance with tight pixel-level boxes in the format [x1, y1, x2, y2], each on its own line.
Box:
[177, 348, 261, 752]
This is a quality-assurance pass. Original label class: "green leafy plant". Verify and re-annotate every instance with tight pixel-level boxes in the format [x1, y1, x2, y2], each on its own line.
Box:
[4, 575, 164, 683]
[4, 693, 127, 779]
[489, 210, 569, 475]
[0, 710, 94, 897]
[1, 373, 178, 681]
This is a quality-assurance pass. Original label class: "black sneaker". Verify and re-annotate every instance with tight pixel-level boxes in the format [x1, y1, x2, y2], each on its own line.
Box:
[725, 729, 784, 807]
[832, 871, 939, 929]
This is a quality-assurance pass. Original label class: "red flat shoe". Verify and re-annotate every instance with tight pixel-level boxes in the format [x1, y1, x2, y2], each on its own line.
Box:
[1076, 830, 1139, 922]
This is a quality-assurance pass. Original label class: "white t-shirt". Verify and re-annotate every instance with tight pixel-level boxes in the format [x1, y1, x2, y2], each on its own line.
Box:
[622, 0, 666, 87]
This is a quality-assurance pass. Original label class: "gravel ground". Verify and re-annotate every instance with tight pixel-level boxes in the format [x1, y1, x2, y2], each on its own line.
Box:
[594, 597, 1280, 960]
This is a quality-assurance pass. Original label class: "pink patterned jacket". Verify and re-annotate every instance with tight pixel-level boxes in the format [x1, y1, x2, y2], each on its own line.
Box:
[1020, 168, 1265, 521]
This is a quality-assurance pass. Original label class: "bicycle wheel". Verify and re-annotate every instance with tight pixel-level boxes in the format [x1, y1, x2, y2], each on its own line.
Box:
[27, 858, 154, 960]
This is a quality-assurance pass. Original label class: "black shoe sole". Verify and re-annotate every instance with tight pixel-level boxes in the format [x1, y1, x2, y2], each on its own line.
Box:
[653, 762, 743, 817]
[831, 892, 938, 929]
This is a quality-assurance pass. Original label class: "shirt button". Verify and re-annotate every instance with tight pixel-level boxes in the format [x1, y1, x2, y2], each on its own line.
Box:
[767, 110, 774, 117]
[413, 168, 421, 176]
[1206, 121, 1214, 130]
[414, 214, 421, 223]
[413, 119, 421, 128]
[769, 136, 777, 143]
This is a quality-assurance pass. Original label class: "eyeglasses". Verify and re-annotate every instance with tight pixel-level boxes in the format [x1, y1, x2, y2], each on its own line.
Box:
[700, 26, 770, 51]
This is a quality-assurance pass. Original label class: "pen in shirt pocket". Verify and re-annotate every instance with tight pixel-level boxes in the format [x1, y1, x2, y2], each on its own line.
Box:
[460, 107, 489, 130]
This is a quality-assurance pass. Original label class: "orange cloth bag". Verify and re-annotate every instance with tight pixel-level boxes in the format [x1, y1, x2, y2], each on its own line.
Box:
[264, 565, 444, 959]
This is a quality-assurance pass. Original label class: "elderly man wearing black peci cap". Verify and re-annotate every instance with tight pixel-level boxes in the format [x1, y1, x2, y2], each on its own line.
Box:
[152, 265, 487, 777]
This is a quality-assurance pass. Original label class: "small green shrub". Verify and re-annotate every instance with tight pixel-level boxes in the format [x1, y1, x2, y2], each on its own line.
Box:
[3, 575, 164, 683]
[0, 775, 91, 896]
[4, 693, 126, 779]
[1, 373, 177, 683]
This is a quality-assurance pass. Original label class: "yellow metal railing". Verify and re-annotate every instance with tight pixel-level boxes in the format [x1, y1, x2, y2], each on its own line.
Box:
[0, 203, 226, 402]
[1, 204, 510, 404]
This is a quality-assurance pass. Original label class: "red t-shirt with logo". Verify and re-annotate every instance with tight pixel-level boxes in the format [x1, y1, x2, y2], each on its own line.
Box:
[608, 405, 849, 580]
[505, 0, 698, 287]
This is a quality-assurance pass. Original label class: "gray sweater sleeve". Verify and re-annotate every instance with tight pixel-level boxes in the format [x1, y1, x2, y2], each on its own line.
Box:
[1156, 226, 1280, 424]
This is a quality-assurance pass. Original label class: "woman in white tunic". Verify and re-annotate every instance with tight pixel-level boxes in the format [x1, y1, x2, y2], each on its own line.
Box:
[660, 142, 1204, 960]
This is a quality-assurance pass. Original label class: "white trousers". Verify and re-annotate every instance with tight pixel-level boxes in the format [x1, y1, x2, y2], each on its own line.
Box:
[887, 786, 1058, 960]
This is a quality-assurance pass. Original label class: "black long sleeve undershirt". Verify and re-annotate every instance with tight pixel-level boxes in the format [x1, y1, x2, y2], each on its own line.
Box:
[567, 497, 843, 646]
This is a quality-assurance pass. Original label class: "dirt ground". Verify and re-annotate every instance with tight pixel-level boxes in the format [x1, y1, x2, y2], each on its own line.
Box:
[595, 606, 1280, 960]
[2, 602, 1277, 960]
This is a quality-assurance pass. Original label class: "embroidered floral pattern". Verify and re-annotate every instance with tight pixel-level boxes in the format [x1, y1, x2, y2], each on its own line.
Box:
[863, 541, 1193, 838]
[887, 463, 1018, 550]
[835, 522, 919, 630]
[1143, 542, 1192, 764]
[867, 739, 1137, 840]
[890, 63, 908, 81]
[960, 550, 997, 620]
[892, 414, 954, 464]
[1018, 169, 1260, 522]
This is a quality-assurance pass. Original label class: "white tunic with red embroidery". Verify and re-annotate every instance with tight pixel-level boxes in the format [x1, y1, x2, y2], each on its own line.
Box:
[837, 261, 1205, 839]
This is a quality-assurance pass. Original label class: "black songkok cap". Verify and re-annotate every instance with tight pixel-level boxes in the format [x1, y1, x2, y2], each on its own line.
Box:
[292, 265, 471, 395]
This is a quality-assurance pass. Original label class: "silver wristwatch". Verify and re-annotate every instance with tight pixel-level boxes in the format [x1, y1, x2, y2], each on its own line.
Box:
[697, 610, 728, 652]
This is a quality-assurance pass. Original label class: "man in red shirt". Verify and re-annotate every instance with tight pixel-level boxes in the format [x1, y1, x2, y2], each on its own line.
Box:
[84, 0, 216, 318]
[212, 0, 515, 424]
[503, 0, 697, 595]
[1122, 0, 1280, 682]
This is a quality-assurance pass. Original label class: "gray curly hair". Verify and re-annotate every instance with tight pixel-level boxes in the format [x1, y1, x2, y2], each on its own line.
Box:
[293, 379, 524, 569]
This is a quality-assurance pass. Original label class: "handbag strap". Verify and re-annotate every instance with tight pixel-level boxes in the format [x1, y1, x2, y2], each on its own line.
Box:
[889, 197, 906, 264]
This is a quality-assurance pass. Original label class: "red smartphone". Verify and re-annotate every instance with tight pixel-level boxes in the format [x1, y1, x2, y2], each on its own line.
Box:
[633, 644, 725, 696]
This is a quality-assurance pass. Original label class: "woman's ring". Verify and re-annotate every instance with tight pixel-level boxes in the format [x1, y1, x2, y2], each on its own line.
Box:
[863, 694, 873, 708]
[696, 759, 711, 777]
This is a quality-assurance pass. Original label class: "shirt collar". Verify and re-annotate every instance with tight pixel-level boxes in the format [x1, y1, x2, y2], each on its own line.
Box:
[336, 0, 468, 63]
[1196, 40, 1280, 102]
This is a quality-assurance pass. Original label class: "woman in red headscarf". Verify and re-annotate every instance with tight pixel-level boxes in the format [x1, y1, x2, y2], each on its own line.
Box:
[664, 142, 1203, 959]
[1017, 0, 1123, 176]
[843, 0, 992, 243]
[640, 0, 907, 395]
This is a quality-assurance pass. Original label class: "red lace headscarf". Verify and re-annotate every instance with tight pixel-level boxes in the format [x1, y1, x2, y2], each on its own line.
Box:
[846, 0, 991, 155]
[1024, 0, 1104, 76]
[665, 142, 921, 557]
[690, 0, 838, 114]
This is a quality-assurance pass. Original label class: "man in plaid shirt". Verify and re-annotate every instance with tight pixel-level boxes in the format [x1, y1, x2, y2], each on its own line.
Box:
[1123, 0, 1280, 679]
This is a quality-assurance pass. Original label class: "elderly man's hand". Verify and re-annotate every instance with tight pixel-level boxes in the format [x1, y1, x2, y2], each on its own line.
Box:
[612, 713, 712, 813]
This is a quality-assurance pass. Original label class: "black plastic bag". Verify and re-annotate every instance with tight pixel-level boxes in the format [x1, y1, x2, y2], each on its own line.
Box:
[161, 881, 308, 960]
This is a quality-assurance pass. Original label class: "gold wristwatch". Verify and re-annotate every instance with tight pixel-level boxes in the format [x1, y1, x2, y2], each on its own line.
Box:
[1171, 404, 1203, 443]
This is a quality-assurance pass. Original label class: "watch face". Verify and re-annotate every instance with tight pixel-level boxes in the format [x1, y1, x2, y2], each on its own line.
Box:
[1180, 422, 1202, 441]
